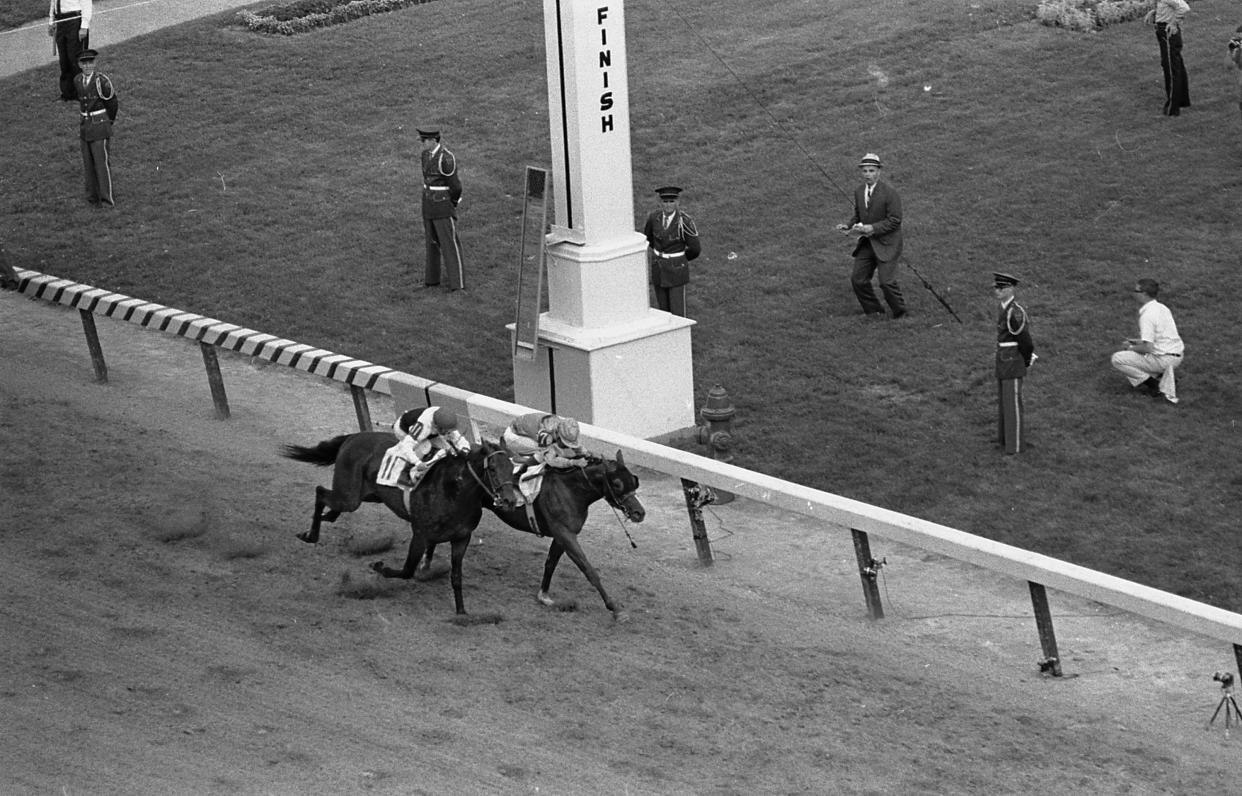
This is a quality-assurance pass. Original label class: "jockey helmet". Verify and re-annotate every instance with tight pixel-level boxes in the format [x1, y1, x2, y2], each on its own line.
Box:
[432, 407, 458, 431]
[396, 408, 422, 434]
[557, 417, 581, 446]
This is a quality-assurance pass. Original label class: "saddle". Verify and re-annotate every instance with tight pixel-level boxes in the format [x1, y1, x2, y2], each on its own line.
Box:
[486, 445, 564, 536]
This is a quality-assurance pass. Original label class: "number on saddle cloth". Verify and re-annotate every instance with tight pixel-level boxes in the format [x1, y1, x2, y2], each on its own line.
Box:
[376, 443, 446, 489]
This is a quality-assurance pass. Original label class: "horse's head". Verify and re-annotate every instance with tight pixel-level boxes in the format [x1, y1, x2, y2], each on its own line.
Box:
[599, 450, 645, 523]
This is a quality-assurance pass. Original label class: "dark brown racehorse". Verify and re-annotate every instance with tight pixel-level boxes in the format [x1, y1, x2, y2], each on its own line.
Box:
[280, 432, 645, 620]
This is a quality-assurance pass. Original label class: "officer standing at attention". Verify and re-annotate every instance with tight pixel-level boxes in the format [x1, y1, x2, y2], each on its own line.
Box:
[75, 48, 118, 207]
[643, 186, 701, 317]
[993, 272, 1035, 455]
[48, 0, 92, 102]
[418, 127, 464, 291]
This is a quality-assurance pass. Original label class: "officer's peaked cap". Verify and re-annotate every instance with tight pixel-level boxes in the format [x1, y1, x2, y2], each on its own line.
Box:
[655, 186, 683, 200]
[993, 272, 1020, 288]
[78, 49, 99, 62]
[416, 128, 441, 140]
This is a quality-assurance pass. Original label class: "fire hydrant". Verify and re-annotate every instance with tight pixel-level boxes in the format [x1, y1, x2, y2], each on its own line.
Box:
[696, 384, 735, 504]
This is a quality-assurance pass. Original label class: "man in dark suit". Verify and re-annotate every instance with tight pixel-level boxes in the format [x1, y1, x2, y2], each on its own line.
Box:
[836, 153, 906, 319]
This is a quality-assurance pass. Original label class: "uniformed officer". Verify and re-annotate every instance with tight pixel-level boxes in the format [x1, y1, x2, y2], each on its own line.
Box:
[642, 186, 702, 317]
[993, 272, 1035, 454]
[417, 128, 464, 291]
[74, 48, 118, 207]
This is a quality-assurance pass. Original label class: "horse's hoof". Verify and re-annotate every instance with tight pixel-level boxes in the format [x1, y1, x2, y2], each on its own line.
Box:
[536, 591, 555, 607]
[370, 561, 385, 574]
[296, 531, 317, 544]
[612, 609, 631, 624]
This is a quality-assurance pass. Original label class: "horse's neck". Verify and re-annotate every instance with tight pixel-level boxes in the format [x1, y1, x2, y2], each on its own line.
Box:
[547, 461, 607, 503]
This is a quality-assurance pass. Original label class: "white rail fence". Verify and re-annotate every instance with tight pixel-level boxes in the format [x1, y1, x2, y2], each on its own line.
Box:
[11, 268, 1242, 676]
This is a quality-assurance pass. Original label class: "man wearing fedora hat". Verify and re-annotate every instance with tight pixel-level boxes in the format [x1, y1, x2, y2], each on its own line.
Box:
[836, 153, 906, 319]
[74, 48, 118, 207]
[643, 186, 702, 317]
[993, 272, 1035, 454]
[417, 127, 464, 291]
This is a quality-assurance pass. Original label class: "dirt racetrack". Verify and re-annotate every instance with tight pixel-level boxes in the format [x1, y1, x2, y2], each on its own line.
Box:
[1, 288, 1236, 795]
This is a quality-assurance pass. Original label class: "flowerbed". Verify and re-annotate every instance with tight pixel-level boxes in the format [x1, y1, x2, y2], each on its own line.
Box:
[237, 0, 439, 35]
[1035, 0, 1163, 32]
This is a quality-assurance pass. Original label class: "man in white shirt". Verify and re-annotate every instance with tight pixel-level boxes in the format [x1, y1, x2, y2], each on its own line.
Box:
[1110, 278, 1184, 404]
[48, 0, 92, 102]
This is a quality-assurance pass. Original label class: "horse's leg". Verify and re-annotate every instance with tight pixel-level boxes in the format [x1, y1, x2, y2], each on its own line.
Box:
[298, 485, 336, 544]
[447, 536, 471, 615]
[547, 532, 624, 621]
[537, 539, 566, 606]
[371, 530, 428, 579]
[416, 542, 438, 579]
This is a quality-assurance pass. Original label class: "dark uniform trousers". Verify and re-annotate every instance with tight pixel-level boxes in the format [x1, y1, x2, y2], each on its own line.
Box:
[1156, 23, 1190, 116]
[53, 12, 88, 101]
[423, 213, 463, 290]
[997, 365, 1025, 455]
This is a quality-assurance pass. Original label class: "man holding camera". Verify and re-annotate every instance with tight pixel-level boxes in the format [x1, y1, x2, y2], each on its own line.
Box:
[1110, 278, 1183, 405]
[836, 153, 906, 319]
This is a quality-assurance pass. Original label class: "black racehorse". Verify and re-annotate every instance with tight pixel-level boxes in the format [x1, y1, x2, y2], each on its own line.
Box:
[280, 431, 645, 620]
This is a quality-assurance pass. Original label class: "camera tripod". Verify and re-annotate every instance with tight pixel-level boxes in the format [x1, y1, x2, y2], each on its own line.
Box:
[1207, 683, 1242, 737]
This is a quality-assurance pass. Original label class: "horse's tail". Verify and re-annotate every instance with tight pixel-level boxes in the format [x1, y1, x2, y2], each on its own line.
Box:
[280, 434, 351, 467]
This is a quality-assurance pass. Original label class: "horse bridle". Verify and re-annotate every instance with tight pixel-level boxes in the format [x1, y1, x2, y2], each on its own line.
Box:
[580, 458, 641, 547]
[465, 450, 508, 505]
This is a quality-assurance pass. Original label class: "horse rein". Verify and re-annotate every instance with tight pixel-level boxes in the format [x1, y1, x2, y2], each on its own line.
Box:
[582, 458, 640, 549]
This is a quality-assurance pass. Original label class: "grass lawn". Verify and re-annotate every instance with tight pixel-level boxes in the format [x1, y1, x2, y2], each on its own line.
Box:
[0, 1, 41, 31]
[3, 0, 1241, 608]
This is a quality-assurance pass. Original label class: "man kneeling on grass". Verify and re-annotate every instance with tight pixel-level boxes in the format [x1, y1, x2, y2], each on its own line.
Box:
[1110, 278, 1184, 405]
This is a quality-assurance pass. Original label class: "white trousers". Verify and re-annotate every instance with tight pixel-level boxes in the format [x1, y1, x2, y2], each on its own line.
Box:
[1110, 350, 1180, 399]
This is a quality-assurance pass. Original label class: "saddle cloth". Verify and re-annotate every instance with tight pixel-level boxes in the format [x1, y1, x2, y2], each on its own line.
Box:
[376, 445, 446, 490]
[509, 461, 546, 507]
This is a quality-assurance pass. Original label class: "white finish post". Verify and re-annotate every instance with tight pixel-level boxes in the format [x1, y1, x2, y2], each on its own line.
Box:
[512, 0, 695, 439]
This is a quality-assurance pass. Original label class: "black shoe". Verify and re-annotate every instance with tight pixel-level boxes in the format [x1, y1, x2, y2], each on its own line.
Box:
[891, 309, 908, 320]
[1137, 377, 1161, 396]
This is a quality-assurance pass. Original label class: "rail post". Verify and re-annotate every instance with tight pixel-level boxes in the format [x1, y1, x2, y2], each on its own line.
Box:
[681, 478, 714, 566]
[350, 385, 374, 431]
[78, 309, 108, 383]
[1028, 581, 1063, 677]
[851, 529, 885, 620]
[199, 343, 230, 420]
